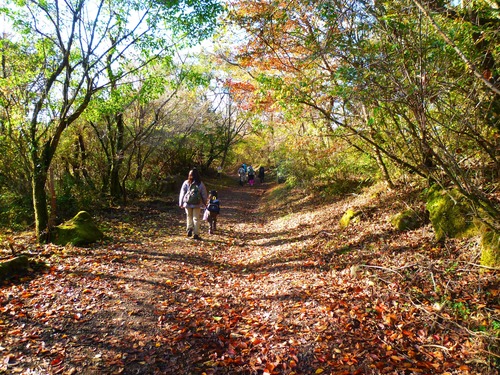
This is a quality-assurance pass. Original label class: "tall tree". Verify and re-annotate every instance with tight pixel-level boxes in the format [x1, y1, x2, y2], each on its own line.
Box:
[204, 79, 253, 169]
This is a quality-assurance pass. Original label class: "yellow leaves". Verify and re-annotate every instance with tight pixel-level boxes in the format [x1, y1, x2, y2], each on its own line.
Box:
[390, 355, 404, 362]
[20, 291, 34, 298]
[384, 313, 398, 325]
[202, 360, 219, 367]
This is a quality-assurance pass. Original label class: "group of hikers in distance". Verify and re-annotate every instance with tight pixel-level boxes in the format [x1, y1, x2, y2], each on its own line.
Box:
[238, 163, 265, 186]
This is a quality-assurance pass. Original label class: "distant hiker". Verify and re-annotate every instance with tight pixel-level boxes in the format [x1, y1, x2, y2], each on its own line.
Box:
[258, 166, 265, 183]
[217, 165, 222, 179]
[179, 168, 208, 240]
[204, 190, 220, 234]
[247, 165, 255, 186]
[238, 165, 246, 186]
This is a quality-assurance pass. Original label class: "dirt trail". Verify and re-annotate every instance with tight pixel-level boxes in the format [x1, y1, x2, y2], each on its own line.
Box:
[1, 178, 498, 374]
[1, 179, 304, 374]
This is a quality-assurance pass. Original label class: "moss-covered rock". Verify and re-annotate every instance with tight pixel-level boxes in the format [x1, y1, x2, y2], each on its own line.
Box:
[0, 255, 29, 280]
[390, 210, 421, 231]
[480, 229, 500, 267]
[425, 186, 476, 242]
[339, 209, 361, 229]
[53, 211, 103, 246]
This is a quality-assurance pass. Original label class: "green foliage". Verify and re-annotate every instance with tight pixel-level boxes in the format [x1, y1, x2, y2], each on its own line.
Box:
[275, 160, 293, 185]
[449, 301, 471, 320]
[0, 191, 33, 230]
[1, 0, 498, 244]
[265, 184, 293, 209]
[228, 0, 500, 232]
[267, 124, 379, 196]
[319, 179, 372, 200]
[492, 320, 500, 332]
[319, 151, 377, 191]
[54, 172, 100, 221]
[0, 0, 226, 240]
[233, 132, 271, 170]
[154, 0, 225, 46]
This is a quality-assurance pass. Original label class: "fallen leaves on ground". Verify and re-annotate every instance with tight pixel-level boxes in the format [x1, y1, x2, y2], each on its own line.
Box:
[0, 182, 498, 374]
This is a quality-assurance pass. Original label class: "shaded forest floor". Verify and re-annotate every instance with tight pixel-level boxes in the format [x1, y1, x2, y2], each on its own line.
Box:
[1, 176, 499, 374]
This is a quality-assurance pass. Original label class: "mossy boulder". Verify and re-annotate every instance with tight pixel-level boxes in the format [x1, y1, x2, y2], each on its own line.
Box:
[53, 211, 103, 246]
[425, 186, 476, 242]
[339, 209, 361, 229]
[390, 210, 421, 231]
[480, 229, 500, 267]
[0, 255, 29, 280]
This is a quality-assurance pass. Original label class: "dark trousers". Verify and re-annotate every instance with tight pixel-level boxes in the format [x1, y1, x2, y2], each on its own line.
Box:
[208, 213, 218, 233]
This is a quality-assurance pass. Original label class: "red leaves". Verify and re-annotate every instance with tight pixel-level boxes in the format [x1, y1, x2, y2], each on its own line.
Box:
[50, 355, 64, 367]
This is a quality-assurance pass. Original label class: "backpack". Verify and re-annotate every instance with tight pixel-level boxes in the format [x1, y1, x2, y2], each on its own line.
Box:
[248, 166, 254, 175]
[207, 199, 220, 213]
[185, 183, 201, 205]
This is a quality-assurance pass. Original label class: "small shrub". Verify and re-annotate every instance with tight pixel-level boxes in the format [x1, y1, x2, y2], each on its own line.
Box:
[449, 301, 470, 320]
[55, 173, 101, 221]
[317, 178, 372, 199]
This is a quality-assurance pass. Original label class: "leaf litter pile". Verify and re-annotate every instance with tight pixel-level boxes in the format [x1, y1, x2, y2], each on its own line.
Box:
[1, 179, 499, 374]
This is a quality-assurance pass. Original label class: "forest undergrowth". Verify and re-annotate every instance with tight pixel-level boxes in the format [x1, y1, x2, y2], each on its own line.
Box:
[0, 176, 498, 374]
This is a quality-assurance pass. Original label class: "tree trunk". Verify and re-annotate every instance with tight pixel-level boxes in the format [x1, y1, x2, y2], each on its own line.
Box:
[48, 168, 57, 229]
[32, 165, 49, 243]
[374, 146, 395, 189]
[110, 162, 122, 199]
[78, 134, 96, 190]
[110, 113, 125, 200]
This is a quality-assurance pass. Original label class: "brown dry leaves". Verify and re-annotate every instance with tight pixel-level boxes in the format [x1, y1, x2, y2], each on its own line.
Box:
[0, 183, 498, 374]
